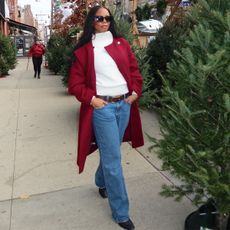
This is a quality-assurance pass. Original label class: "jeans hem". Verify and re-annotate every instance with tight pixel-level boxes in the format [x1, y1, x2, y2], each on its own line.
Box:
[113, 215, 129, 223]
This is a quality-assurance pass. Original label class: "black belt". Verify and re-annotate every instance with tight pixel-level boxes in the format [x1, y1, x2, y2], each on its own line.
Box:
[96, 93, 129, 103]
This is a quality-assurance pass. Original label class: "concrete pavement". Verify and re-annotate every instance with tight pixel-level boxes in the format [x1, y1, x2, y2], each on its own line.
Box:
[0, 58, 194, 230]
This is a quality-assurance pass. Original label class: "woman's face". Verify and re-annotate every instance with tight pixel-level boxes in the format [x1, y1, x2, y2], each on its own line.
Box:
[93, 8, 111, 33]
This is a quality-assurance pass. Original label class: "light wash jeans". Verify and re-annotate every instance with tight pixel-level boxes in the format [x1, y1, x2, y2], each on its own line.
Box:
[93, 100, 131, 223]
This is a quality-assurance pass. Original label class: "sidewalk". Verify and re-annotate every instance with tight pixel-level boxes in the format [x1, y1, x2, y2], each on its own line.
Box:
[0, 58, 193, 230]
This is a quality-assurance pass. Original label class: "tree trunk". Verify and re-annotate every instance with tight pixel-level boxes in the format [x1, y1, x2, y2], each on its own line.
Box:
[215, 213, 229, 230]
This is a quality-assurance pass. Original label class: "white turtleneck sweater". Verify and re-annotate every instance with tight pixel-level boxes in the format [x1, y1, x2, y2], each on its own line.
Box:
[92, 31, 129, 96]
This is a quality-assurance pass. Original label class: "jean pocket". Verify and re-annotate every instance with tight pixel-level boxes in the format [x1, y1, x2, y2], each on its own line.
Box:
[123, 100, 131, 106]
[94, 105, 107, 110]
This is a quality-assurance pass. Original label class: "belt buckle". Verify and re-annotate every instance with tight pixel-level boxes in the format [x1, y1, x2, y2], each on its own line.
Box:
[111, 95, 122, 103]
[113, 95, 121, 99]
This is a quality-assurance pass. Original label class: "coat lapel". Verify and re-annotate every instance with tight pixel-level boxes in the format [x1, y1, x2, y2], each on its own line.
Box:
[104, 39, 129, 83]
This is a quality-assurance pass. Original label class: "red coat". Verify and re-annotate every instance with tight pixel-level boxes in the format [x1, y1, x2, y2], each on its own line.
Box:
[68, 37, 144, 173]
[28, 44, 45, 58]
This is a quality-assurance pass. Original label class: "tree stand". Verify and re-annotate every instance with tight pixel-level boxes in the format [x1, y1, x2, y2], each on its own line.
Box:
[185, 200, 230, 230]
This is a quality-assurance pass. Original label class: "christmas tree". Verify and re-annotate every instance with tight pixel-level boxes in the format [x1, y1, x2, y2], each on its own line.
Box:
[151, 0, 230, 229]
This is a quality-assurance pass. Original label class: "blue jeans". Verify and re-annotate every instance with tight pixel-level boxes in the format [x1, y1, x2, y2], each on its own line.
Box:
[93, 100, 131, 223]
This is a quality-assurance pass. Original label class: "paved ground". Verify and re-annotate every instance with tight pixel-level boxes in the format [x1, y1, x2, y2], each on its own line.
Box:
[0, 58, 194, 230]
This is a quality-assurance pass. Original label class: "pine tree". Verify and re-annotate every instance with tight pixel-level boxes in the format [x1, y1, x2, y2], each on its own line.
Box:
[151, 0, 230, 229]
[0, 33, 17, 76]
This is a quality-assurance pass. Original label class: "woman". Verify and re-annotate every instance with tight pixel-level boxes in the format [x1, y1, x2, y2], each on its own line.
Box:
[28, 39, 45, 79]
[68, 6, 144, 230]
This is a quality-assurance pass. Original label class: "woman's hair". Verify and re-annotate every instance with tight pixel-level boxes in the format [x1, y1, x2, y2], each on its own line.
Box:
[75, 6, 121, 50]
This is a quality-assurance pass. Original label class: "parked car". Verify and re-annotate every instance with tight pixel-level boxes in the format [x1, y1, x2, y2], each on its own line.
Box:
[137, 19, 163, 34]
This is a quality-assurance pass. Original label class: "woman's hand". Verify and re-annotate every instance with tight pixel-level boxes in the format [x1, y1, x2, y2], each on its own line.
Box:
[91, 97, 108, 108]
[125, 94, 138, 104]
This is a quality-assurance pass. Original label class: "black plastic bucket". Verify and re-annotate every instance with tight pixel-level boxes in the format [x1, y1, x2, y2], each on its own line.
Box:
[185, 200, 217, 230]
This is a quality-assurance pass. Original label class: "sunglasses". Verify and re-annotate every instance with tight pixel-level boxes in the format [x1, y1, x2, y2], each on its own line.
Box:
[94, 16, 113, 23]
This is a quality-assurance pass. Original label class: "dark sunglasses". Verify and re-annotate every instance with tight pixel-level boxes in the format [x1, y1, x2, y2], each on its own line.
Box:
[94, 16, 113, 23]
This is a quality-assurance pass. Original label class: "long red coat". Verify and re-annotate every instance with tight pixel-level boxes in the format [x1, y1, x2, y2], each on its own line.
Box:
[68, 37, 144, 173]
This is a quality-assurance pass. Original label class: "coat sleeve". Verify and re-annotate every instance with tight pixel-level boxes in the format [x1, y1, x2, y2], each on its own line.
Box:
[28, 45, 34, 57]
[125, 40, 143, 96]
[68, 49, 95, 104]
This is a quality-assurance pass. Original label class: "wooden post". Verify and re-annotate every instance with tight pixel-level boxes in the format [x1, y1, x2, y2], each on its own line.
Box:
[130, 0, 138, 35]
[129, 0, 141, 47]
[165, 0, 182, 24]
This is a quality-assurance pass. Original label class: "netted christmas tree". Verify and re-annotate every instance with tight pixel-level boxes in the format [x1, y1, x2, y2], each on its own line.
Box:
[151, 0, 230, 229]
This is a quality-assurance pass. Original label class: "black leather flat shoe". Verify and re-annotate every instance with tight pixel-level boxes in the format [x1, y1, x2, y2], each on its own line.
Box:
[98, 188, 107, 198]
[118, 219, 135, 230]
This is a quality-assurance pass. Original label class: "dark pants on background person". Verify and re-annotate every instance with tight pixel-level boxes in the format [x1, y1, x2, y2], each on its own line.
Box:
[32, 56, 42, 78]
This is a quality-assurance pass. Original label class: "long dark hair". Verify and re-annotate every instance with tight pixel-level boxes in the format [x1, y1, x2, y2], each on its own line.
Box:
[75, 6, 121, 50]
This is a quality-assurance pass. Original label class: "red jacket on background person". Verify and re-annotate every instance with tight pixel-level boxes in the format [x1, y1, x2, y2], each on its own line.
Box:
[28, 42, 45, 58]
[68, 37, 144, 173]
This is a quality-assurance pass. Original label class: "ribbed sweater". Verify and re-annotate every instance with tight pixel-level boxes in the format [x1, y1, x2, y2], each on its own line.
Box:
[92, 31, 129, 96]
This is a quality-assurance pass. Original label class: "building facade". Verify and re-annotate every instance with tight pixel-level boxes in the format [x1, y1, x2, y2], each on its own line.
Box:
[20, 5, 35, 27]
[7, 0, 18, 21]
[0, 0, 38, 56]
[0, 0, 10, 36]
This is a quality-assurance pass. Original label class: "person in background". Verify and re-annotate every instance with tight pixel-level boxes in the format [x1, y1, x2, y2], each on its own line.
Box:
[28, 39, 45, 79]
[68, 6, 144, 230]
